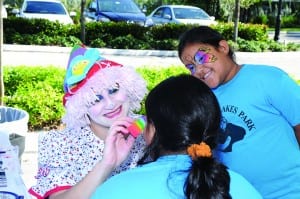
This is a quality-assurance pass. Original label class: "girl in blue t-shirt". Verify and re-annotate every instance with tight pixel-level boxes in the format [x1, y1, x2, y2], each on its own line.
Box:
[178, 26, 300, 199]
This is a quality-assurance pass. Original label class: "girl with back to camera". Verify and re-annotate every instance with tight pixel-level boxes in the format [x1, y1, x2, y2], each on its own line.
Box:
[91, 74, 262, 199]
[178, 26, 300, 199]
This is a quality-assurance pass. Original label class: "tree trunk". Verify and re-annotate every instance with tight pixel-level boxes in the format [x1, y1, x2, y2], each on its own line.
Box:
[274, 0, 282, 41]
[80, 0, 86, 44]
[233, 0, 240, 42]
[0, 1, 4, 105]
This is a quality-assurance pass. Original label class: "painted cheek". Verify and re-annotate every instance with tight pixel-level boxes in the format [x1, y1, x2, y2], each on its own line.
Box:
[88, 103, 104, 118]
[113, 90, 128, 103]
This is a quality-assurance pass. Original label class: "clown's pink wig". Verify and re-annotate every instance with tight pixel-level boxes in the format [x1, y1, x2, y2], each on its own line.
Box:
[61, 45, 147, 130]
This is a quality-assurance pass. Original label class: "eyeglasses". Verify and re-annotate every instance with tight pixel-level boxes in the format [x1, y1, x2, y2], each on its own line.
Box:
[185, 47, 217, 75]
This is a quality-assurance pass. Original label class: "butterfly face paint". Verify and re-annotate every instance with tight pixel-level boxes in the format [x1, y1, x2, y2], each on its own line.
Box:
[185, 47, 217, 75]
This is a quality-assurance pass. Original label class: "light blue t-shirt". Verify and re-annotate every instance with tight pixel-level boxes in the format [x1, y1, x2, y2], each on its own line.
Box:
[213, 64, 300, 199]
[91, 155, 262, 199]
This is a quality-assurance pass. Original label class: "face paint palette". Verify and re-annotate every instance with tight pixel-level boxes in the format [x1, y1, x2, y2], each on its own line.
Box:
[127, 116, 146, 138]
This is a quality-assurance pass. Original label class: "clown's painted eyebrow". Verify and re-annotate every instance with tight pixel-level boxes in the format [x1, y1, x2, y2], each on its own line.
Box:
[108, 83, 120, 94]
[92, 83, 120, 103]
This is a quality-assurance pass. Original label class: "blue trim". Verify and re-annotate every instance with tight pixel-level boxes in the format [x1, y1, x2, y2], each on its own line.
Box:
[0, 191, 24, 199]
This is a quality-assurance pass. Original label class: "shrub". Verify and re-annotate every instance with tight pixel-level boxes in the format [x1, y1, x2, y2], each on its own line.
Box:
[4, 17, 292, 52]
[281, 14, 298, 28]
[268, 40, 287, 52]
[4, 66, 65, 130]
[109, 35, 150, 49]
[236, 38, 263, 52]
[286, 42, 300, 51]
[4, 66, 300, 130]
[251, 15, 269, 25]
[90, 38, 107, 48]
[3, 66, 188, 130]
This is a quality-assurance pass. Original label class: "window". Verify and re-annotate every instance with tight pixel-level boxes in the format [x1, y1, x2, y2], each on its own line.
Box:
[24, 1, 66, 14]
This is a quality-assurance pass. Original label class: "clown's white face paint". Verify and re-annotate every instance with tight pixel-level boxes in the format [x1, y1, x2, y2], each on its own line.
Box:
[87, 83, 129, 127]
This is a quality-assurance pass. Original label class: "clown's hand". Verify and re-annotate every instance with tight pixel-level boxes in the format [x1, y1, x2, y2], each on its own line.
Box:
[102, 117, 135, 170]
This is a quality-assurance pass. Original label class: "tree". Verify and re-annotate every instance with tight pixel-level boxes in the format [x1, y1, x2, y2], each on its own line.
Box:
[3, 0, 23, 8]
[80, 0, 86, 44]
[220, 0, 260, 41]
[233, 0, 240, 42]
[0, 1, 4, 105]
[61, 0, 81, 12]
[274, 0, 282, 41]
[220, 0, 260, 22]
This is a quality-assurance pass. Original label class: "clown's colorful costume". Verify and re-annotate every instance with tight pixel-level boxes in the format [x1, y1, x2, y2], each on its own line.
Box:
[29, 45, 148, 198]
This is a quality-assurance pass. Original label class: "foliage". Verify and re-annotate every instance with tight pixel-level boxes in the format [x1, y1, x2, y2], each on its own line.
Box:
[149, 39, 178, 50]
[250, 14, 269, 25]
[4, 66, 300, 130]
[3, 66, 66, 130]
[236, 38, 264, 52]
[286, 42, 300, 51]
[89, 38, 107, 48]
[280, 14, 298, 28]
[3, 17, 299, 52]
[3, 0, 23, 8]
[214, 22, 268, 41]
[84, 21, 149, 46]
[220, 0, 260, 22]
[268, 40, 287, 52]
[3, 66, 188, 130]
[3, 17, 82, 46]
[61, 0, 81, 12]
[109, 35, 151, 49]
[148, 23, 194, 40]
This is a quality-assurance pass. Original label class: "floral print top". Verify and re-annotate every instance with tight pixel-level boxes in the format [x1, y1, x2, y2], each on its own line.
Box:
[28, 126, 146, 199]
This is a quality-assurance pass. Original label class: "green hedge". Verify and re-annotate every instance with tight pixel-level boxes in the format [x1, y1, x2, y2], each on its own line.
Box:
[3, 66, 188, 130]
[4, 66, 300, 130]
[4, 17, 300, 51]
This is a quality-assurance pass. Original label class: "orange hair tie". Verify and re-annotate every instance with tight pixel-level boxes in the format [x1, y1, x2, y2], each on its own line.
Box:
[187, 142, 212, 160]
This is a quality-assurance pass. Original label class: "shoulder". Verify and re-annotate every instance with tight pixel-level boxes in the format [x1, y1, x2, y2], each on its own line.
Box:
[228, 170, 263, 199]
[240, 64, 295, 89]
[241, 64, 287, 77]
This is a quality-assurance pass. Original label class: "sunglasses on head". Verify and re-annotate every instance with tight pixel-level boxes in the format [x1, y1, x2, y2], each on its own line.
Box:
[185, 47, 217, 74]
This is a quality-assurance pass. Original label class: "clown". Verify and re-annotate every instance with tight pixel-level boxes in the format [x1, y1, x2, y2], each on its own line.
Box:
[29, 45, 148, 199]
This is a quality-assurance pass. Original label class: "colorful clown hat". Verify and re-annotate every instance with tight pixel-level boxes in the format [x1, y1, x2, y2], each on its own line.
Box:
[61, 45, 148, 130]
[63, 45, 123, 105]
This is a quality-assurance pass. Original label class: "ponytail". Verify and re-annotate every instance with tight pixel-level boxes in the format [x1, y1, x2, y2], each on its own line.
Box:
[185, 142, 231, 199]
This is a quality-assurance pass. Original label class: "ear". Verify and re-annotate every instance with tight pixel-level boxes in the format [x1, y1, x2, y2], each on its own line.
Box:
[144, 123, 156, 145]
[218, 40, 230, 54]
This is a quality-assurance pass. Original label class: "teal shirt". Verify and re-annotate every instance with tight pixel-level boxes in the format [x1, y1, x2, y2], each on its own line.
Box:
[91, 155, 262, 199]
[213, 64, 300, 199]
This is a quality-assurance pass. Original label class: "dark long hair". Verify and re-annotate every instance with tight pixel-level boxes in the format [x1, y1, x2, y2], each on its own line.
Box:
[141, 74, 231, 199]
[178, 26, 235, 62]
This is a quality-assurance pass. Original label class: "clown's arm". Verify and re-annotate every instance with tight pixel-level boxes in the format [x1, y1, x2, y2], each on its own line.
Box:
[49, 120, 136, 199]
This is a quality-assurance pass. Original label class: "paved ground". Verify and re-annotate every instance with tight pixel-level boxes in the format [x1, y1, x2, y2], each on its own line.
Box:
[3, 44, 300, 197]
[21, 131, 42, 194]
[268, 31, 300, 44]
